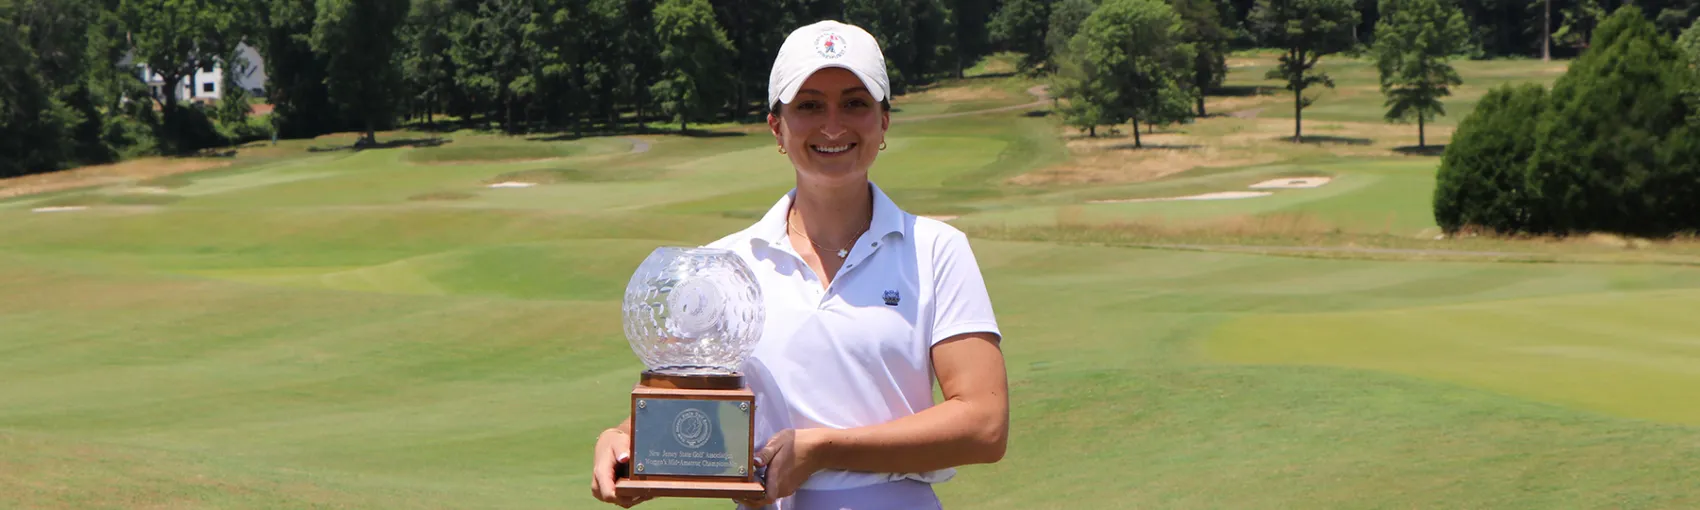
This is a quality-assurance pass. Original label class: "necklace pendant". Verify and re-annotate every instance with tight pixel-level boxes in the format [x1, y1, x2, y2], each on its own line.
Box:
[837, 248, 849, 258]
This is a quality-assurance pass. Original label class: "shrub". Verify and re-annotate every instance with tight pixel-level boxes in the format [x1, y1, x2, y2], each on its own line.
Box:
[1432, 83, 1548, 234]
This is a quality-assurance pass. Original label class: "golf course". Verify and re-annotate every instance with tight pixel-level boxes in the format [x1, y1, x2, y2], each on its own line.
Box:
[3, 52, 1699, 509]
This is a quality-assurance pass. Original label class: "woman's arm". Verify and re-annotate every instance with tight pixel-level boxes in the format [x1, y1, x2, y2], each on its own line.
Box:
[739, 332, 1009, 505]
[809, 332, 1009, 470]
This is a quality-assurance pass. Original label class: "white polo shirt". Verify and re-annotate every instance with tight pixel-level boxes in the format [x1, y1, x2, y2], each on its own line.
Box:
[704, 182, 1002, 492]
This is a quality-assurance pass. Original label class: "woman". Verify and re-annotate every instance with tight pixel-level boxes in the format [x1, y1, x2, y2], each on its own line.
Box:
[591, 20, 1009, 510]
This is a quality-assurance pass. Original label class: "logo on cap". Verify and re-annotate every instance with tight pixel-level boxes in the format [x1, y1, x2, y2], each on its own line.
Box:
[816, 32, 847, 59]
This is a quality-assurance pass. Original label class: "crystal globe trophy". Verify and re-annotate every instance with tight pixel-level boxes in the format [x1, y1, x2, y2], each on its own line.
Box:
[613, 247, 767, 500]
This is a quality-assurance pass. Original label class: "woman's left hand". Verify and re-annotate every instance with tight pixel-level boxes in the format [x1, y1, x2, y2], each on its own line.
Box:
[736, 428, 828, 508]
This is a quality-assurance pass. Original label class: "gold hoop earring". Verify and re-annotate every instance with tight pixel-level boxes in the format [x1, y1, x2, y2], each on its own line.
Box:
[778, 146, 787, 154]
[879, 141, 887, 151]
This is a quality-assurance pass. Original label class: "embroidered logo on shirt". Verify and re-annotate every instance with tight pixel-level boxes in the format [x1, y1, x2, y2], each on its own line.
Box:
[883, 290, 900, 306]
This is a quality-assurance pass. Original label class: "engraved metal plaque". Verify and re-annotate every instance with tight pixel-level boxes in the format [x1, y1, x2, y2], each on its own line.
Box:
[632, 398, 751, 477]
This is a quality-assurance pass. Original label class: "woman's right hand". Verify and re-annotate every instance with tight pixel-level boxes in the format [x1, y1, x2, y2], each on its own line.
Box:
[591, 427, 651, 508]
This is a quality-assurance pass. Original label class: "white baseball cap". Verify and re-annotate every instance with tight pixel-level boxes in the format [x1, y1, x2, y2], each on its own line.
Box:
[767, 20, 889, 109]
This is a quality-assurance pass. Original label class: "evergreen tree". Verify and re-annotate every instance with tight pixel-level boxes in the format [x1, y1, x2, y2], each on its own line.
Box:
[1373, 0, 1469, 148]
[1527, 6, 1700, 236]
[1432, 83, 1548, 234]
[1249, 0, 1359, 142]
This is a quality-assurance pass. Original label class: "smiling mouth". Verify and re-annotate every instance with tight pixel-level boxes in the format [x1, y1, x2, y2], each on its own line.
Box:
[811, 143, 856, 154]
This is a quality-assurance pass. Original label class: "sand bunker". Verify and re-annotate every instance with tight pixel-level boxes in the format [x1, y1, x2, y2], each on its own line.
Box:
[32, 206, 88, 213]
[1250, 177, 1331, 189]
[1089, 191, 1272, 204]
[486, 182, 537, 188]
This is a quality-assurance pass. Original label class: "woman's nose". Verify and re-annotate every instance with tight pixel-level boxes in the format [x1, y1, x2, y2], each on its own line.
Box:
[821, 106, 847, 139]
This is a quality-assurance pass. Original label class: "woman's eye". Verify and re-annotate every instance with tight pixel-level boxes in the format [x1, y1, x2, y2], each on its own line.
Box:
[798, 101, 823, 111]
[846, 99, 869, 109]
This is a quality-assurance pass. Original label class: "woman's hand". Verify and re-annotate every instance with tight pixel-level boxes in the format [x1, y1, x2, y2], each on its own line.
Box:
[590, 427, 652, 508]
[735, 428, 829, 509]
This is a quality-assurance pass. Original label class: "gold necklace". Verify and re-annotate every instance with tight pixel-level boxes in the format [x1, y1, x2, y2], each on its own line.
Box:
[787, 213, 867, 259]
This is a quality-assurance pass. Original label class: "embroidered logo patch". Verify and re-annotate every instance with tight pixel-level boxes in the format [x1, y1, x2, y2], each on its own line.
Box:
[883, 290, 900, 306]
[816, 32, 847, 59]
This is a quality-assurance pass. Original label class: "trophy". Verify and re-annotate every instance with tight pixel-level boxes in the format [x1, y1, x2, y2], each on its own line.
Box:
[613, 247, 767, 500]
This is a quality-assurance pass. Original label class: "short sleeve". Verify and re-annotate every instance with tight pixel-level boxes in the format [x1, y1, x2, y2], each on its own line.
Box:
[930, 229, 1001, 346]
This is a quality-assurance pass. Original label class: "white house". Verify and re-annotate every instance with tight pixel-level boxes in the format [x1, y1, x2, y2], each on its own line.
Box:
[134, 43, 268, 104]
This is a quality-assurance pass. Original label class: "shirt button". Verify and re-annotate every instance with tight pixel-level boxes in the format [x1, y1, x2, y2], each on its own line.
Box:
[871, 242, 878, 247]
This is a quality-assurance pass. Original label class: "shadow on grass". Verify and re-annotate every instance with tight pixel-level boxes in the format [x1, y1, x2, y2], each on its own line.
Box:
[1024, 110, 1053, 117]
[1282, 135, 1374, 146]
[1109, 143, 1205, 151]
[1212, 85, 1279, 97]
[1393, 144, 1447, 156]
[678, 129, 747, 138]
[308, 137, 451, 152]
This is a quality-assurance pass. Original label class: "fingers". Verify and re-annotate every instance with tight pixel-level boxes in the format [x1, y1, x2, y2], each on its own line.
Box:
[592, 430, 633, 504]
[754, 437, 780, 468]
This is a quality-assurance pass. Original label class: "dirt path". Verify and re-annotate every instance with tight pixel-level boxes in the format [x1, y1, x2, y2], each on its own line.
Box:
[894, 85, 1051, 124]
[623, 137, 651, 154]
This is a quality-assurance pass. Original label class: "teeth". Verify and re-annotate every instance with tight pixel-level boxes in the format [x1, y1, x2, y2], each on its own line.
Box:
[813, 144, 852, 153]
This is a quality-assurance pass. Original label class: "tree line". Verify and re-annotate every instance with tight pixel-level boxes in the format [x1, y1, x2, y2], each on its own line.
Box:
[2, 0, 1697, 177]
[1434, 6, 1699, 238]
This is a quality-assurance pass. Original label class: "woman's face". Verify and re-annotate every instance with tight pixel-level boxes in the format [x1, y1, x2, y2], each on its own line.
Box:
[769, 67, 890, 185]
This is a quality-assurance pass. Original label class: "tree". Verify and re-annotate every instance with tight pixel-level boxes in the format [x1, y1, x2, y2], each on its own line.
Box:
[650, 0, 733, 132]
[945, 0, 1000, 78]
[311, 0, 410, 145]
[1249, 0, 1359, 142]
[989, 0, 1053, 70]
[256, 0, 346, 139]
[1372, 0, 1469, 148]
[1170, 0, 1232, 116]
[1552, 0, 1606, 50]
[118, 0, 242, 152]
[1050, 35, 1115, 136]
[1069, 0, 1196, 147]
[1046, 0, 1101, 63]
[1432, 83, 1548, 234]
[1527, 5, 1700, 236]
[399, 0, 456, 127]
[1680, 17, 1700, 67]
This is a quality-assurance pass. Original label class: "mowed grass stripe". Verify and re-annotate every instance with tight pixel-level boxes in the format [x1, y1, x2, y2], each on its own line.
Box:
[1204, 287, 1700, 423]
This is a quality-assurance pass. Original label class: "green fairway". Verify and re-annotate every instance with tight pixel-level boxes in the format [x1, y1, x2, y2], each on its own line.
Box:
[3, 56, 1699, 509]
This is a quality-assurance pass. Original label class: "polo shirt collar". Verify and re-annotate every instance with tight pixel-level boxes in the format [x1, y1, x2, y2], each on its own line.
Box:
[750, 182, 907, 251]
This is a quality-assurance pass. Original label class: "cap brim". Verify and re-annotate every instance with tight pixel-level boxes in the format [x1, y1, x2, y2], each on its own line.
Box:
[775, 63, 887, 106]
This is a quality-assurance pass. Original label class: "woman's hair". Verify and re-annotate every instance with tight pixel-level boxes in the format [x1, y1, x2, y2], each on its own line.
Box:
[770, 99, 892, 116]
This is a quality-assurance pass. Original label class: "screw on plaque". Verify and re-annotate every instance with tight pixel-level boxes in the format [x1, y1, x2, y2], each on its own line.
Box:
[739, 402, 749, 412]
[637, 400, 646, 409]
[635, 463, 645, 472]
[739, 466, 747, 475]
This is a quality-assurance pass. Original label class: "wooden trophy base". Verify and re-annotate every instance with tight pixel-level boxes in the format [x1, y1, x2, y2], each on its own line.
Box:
[613, 370, 764, 500]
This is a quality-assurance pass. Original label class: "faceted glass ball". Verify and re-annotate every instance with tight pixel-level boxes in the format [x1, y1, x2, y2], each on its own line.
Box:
[622, 247, 765, 375]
